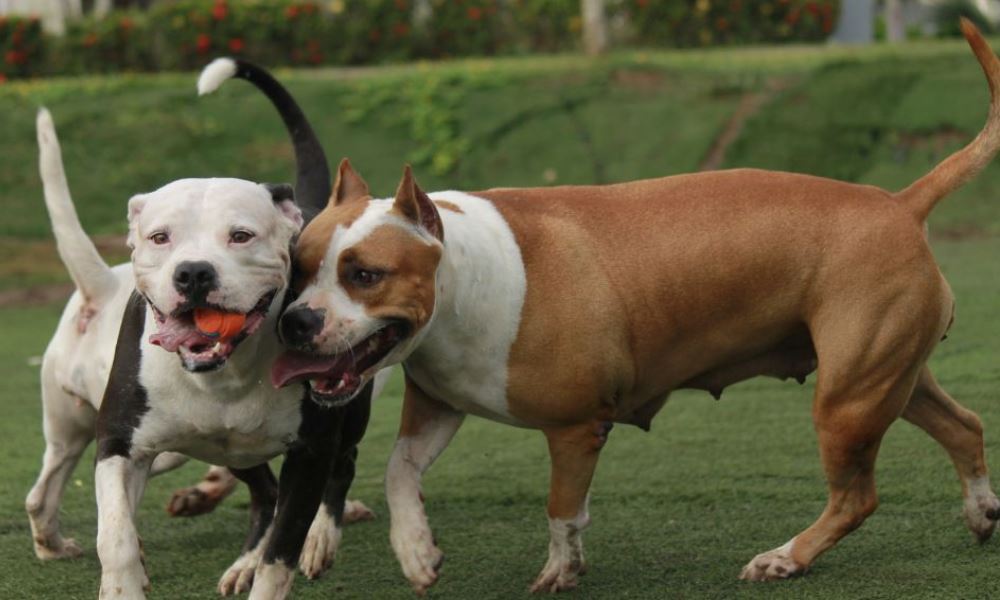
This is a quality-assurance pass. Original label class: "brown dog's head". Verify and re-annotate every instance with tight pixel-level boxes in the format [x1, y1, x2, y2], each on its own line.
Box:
[271, 160, 444, 406]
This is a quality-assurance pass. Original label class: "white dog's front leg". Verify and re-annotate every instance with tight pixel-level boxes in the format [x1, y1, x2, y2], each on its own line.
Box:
[387, 384, 465, 594]
[96, 455, 150, 599]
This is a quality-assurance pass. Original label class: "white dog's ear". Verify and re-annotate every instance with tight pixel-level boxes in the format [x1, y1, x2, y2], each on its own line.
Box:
[264, 183, 304, 230]
[331, 158, 370, 206]
[126, 194, 147, 249]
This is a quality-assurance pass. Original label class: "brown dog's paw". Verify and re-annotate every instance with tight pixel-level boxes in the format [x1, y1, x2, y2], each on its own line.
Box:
[739, 543, 806, 582]
[342, 499, 376, 524]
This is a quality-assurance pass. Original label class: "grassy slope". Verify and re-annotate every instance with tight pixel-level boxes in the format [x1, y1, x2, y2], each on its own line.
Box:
[1, 39, 999, 598]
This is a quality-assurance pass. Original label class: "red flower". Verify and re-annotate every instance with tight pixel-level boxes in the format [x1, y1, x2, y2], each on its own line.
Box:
[83, 33, 99, 47]
[393, 22, 410, 37]
[636, 0, 649, 7]
[467, 6, 482, 20]
[394, 0, 408, 9]
[212, 2, 228, 20]
[120, 17, 134, 31]
[0, 73, 7, 84]
[228, 37, 244, 52]
[716, 17, 728, 30]
[309, 52, 323, 64]
[302, 3, 317, 14]
[196, 33, 212, 53]
[286, 5, 299, 18]
[4, 50, 26, 65]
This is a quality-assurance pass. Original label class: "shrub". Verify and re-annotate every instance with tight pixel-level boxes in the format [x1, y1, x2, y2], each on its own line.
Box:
[934, 0, 994, 37]
[509, 0, 582, 53]
[625, 0, 840, 47]
[425, 0, 506, 58]
[0, 15, 44, 82]
[52, 12, 154, 74]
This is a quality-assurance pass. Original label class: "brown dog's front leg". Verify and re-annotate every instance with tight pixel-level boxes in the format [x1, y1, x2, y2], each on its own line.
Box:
[531, 421, 608, 593]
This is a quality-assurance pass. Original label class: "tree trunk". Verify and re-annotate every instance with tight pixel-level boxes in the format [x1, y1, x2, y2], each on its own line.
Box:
[581, 0, 608, 56]
[885, 0, 905, 43]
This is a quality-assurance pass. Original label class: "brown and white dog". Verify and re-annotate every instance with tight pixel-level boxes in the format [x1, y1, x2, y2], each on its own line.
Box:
[272, 20, 1000, 592]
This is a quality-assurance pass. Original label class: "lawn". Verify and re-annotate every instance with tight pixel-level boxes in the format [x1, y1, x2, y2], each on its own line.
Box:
[1, 38, 999, 598]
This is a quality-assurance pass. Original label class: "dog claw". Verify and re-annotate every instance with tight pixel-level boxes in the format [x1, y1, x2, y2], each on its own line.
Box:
[739, 546, 805, 581]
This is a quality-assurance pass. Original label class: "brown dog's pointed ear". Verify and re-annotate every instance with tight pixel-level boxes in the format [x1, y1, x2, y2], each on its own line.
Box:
[393, 165, 443, 242]
[330, 158, 370, 205]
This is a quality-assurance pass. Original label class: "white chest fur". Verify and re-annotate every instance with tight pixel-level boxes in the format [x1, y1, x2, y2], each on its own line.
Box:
[131, 310, 304, 468]
[404, 191, 528, 426]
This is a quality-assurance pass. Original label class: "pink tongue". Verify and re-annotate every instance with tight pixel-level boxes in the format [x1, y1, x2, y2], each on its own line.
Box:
[149, 318, 216, 353]
[271, 352, 347, 389]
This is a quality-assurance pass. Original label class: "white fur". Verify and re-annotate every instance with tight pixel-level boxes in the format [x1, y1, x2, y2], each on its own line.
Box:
[197, 57, 238, 96]
[404, 191, 528, 424]
[740, 538, 801, 581]
[219, 524, 273, 596]
[386, 409, 465, 592]
[963, 474, 1000, 539]
[96, 456, 151, 599]
[532, 502, 590, 592]
[129, 178, 299, 317]
[300, 506, 342, 579]
[37, 108, 118, 303]
[249, 562, 295, 600]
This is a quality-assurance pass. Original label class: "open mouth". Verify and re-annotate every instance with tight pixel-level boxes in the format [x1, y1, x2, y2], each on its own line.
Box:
[270, 321, 409, 406]
[147, 290, 276, 372]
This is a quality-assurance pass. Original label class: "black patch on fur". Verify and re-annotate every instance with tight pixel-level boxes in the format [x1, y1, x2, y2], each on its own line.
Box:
[264, 183, 295, 204]
[231, 464, 279, 553]
[230, 60, 330, 224]
[262, 381, 373, 567]
[95, 291, 150, 460]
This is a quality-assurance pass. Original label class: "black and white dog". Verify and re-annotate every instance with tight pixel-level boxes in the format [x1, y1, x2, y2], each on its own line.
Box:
[31, 60, 384, 599]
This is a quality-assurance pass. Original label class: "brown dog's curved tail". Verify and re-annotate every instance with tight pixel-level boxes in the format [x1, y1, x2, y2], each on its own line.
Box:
[897, 18, 1000, 221]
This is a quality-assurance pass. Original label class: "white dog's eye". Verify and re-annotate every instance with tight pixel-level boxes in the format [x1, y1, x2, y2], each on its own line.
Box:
[230, 230, 255, 244]
[150, 232, 170, 245]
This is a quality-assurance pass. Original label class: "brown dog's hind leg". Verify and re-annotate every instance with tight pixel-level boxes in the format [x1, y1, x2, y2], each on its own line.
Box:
[903, 366, 1000, 541]
[530, 421, 608, 593]
[166, 465, 238, 517]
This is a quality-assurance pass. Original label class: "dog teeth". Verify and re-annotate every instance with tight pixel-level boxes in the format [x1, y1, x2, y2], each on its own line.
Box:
[212, 342, 222, 353]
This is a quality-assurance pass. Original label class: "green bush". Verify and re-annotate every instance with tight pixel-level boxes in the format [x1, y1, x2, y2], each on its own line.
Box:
[510, 0, 582, 52]
[52, 12, 154, 74]
[625, 0, 840, 47]
[934, 0, 994, 37]
[0, 15, 44, 82]
[425, 0, 506, 58]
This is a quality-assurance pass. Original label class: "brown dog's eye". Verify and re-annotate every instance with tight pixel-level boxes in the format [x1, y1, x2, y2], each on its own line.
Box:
[150, 232, 170, 245]
[230, 230, 255, 244]
[351, 269, 383, 287]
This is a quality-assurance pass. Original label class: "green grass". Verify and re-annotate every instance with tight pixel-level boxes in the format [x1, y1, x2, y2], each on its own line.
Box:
[1, 38, 1000, 598]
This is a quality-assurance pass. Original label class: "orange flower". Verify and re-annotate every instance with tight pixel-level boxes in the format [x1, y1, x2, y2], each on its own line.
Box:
[228, 37, 244, 52]
[286, 5, 300, 18]
[0, 73, 7, 84]
[467, 6, 482, 20]
[212, 2, 228, 20]
[83, 33, 99, 48]
[393, 22, 410, 37]
[120, 16, 134, 31]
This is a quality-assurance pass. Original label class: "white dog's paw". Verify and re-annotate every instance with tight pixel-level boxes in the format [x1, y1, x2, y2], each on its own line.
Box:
[391, 522, 443, 594]
[99, 567, 148, 599]
[342, 499, 376, 524]
[33, 535, 83, 560]
[299, 510, 341, 580]
[739, 541, 805, 581]
[218, 552, 259, 596]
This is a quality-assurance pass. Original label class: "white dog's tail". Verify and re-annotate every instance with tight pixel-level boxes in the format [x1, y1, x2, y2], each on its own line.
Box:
[36, 108, 118, 305]
[897, 19, 1000, 221]
[197, 57, 331, 223]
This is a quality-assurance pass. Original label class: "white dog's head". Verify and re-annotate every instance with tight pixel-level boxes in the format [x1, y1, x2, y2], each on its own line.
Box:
[128, 178, 303, 371]
[271, 161, 443, 406]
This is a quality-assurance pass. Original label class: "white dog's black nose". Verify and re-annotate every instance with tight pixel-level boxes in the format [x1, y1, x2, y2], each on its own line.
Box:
[173, 261, 218, 300]
[279, 307, 324, 347]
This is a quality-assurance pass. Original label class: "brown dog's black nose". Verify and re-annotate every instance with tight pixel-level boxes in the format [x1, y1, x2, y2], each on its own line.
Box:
[279, 306, 324, 347]
[173, 261, 218, 300]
